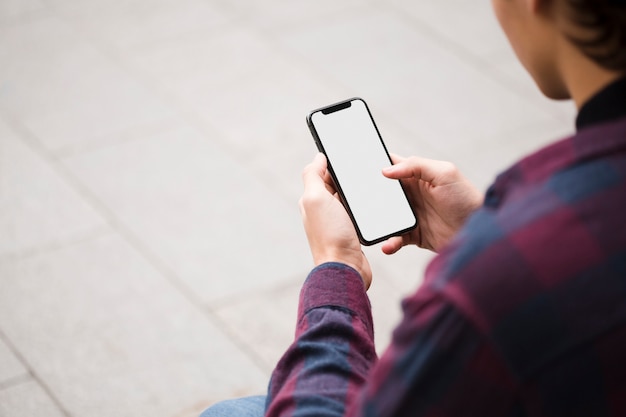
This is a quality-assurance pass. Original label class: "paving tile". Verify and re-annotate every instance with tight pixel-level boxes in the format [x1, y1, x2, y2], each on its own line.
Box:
[0, 0, 46, 22]
[0, 379, 65, 417]
[385, 0, 510, 59]
[129, 26, 346, 201]
[0, 337, 27, 384]
[0, 233, 268, 417]
[48, 0, 231, 51]
[129, 27, 292, 99]
[191, 64, 347, 201]
[0, 16, 174, 152]
[214, 282, 301, 370]
[275, 8, 562, 154]
[222, 0, 363, 33]
[0, 119, 106, 257]
[62, 124, 312, 305]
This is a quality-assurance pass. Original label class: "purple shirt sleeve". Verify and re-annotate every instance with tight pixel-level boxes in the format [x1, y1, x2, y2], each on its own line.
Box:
[265, 262, 516, 417]
[265, 263, 376, 417]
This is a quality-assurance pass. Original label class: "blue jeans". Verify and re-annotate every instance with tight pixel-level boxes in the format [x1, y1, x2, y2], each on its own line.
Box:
[200, 396, 266, 417]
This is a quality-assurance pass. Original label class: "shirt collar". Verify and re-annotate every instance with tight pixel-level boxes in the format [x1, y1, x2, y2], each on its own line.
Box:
[576, 76, 626, 131]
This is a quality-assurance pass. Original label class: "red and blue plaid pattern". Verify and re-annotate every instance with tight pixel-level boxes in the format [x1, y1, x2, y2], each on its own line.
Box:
[266, 117, 626, 417]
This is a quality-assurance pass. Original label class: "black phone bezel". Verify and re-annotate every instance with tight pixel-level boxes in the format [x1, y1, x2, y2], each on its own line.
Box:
[306, 97, 417, 246]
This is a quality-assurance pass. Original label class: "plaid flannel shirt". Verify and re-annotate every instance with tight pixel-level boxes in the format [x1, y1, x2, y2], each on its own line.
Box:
[266, 80, 626, 417]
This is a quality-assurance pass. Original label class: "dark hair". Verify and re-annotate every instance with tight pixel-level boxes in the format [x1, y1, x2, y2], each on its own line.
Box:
[565, 0, 626, 70]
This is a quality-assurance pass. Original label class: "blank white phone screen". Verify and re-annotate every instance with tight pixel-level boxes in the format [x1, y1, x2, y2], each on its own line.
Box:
[311, 99, 416, 243]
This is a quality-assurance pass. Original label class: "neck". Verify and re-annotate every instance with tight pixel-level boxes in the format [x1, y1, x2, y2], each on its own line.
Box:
[557, 38, 626, 109]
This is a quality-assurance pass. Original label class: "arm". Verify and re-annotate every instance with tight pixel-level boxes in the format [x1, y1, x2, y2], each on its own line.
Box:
[265, 154, 507, 417]
[266, 263, 375, 417]
[265, 265, 517, 417]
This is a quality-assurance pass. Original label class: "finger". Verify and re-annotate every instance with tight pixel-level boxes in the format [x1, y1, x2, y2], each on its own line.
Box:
[322, 163, 337, 194]
[388, 153, 406, 165]
[383, 156, 454, 185]
[382, 224, 423, 254]
[382, 233, 413, 254]
[301, 153, 328, 192]
[381, 236, 403, 255]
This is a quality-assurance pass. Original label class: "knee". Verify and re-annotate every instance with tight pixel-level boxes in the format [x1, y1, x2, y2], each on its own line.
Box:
[199, 396, 266, 417]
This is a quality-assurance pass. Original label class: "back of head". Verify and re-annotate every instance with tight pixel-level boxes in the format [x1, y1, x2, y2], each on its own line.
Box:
[565, 0, 626, 71]
[492, 0, 626, 104]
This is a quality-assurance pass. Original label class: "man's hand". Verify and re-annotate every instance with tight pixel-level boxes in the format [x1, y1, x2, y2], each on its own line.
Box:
[382, 155, 483, 253]
[299, 153, 372, 289]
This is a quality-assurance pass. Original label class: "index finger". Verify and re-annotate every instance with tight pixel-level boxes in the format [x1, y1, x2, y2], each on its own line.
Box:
[302, 153, 330, 192]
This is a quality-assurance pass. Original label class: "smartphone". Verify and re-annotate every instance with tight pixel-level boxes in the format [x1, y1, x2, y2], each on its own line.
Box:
[306, 98, 417, 246]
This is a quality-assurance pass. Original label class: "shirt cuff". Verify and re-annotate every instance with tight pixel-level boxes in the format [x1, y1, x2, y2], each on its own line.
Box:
[299, 262, 373, 334]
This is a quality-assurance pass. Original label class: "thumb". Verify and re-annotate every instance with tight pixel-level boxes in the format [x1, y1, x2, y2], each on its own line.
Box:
[383, 156, 451, 185]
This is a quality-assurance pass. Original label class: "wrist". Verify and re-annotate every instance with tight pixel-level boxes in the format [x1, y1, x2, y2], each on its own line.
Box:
[313, 254, 371, 290]
[301, 263, 374, 338]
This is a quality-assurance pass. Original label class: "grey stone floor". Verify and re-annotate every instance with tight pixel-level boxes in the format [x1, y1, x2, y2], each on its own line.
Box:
[0, 0, 576, 416]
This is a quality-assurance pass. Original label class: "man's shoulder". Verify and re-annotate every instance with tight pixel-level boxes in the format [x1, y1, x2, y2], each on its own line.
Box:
[424, 132, 626, 380]
[433, 121, 626, 290]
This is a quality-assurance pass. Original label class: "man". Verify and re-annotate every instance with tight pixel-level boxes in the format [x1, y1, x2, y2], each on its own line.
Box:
[203, 0, 626, 415]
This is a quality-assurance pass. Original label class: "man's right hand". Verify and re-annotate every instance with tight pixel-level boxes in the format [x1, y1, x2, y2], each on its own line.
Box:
[381, 155, 483, 253]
